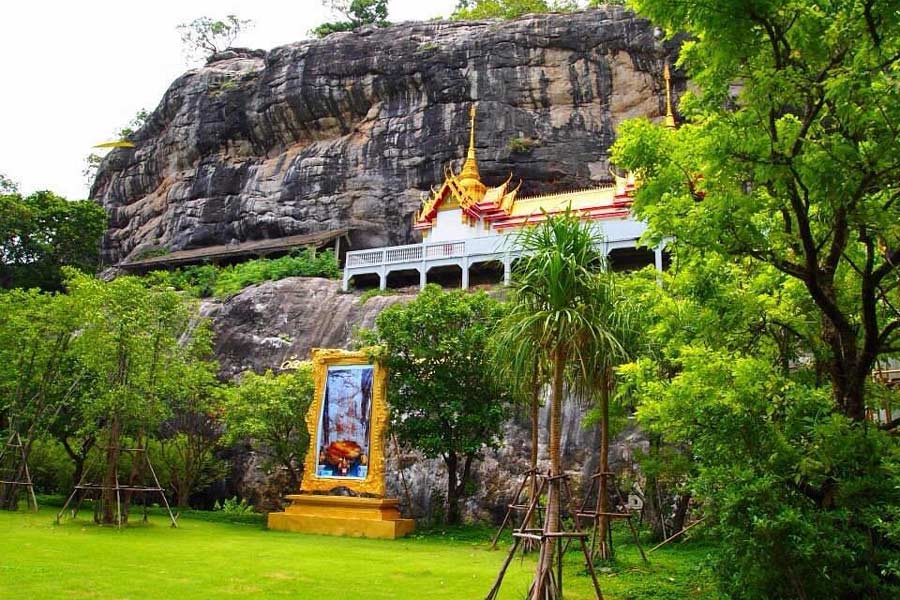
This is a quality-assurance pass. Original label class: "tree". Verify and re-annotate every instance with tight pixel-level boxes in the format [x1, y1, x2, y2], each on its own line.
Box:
[365, 285, 510, 525]
[152, 326, 226, 509]
[224, 366, 315, 491]
[0, 173, 18, 194]
[177, 15, 253, 63]
[312, 0, 389, 38]
[611, 4, 900, 587]
[0, 191, 106, 291]
[451, 0, 576, 20]
[612, 227, 900, 593]
[0, 289, 81, 509]
[64, 272, 197, 524]
[575, 271, 635, 559]
[493, 213, 610, 597]
[614, 0, 900, 424]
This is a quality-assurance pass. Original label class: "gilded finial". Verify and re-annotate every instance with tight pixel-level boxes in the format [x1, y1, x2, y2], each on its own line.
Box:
[453, 102, 485, 201]
[664, 60, 676, 129]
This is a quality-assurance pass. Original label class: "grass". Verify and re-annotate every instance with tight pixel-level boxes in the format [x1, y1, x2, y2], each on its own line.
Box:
[0, 509, 720, 599]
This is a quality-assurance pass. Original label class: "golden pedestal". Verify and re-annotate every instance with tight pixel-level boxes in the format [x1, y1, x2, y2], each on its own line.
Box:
[267, 495, 415, 539]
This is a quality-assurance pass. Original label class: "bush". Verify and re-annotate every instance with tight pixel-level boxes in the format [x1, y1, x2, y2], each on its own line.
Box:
[147, 248, 341, 298]
[25, 438, 73, 494]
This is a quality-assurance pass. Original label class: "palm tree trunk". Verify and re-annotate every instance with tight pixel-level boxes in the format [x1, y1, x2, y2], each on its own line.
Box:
[528, 369, 540, 538]
[532, 348, 564, 599]
[597, 368, 611, 559]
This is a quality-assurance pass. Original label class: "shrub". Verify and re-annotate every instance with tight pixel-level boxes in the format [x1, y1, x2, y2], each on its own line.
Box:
[26, 438, 73, 494]
[145, 248, 341, 299]
[507, 136, 540, 154]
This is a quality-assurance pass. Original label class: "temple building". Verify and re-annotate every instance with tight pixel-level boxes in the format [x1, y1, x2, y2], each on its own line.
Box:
[342, 99, 670, 291]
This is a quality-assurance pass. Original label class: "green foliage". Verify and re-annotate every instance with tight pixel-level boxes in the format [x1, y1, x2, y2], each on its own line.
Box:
[26, 438, 75, 494]
[115, 108, 150, 140]
[177, 15, 253, 63]
[213, 495, 255, 515]
[0, 172, 18, 194]
[451, 0, 576, 20]
[613, 0, 900, 419]
[611, 4, 900, 589]
[313, 0, 389, 38]
[507, 136, 541, 154]
[0, 191, 106, 291]
[627, 349, 900, 598]
[149, 248, 341, 298]
[225, 366, 315, 486]
[364, 285, 511, 524]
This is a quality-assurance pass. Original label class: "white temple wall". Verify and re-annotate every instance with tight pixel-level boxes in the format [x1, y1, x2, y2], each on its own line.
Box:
[429, 208, 496, 242]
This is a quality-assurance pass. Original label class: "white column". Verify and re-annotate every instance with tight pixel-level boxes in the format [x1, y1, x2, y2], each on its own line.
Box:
[654, 245, 664, 272]
[379, 268, 387, 291]
[461, 259, 469, 290]
[503, 255, 512, 286]
[342, 270, 351, 292]
[419, 267, 427, 290]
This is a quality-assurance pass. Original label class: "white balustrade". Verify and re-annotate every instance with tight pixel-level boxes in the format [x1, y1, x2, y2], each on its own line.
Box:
[425, 241, 465, 259]
[385, 245, 424, 264]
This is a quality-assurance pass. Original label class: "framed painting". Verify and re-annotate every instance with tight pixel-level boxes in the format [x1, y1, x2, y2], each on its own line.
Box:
[300, 348, 387, 497]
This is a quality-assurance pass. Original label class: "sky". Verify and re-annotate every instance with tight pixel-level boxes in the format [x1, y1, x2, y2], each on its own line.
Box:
[0, 0, 457, 199]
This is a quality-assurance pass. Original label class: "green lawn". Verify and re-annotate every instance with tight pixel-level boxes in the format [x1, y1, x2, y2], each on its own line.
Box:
[0, 509, 719, 599]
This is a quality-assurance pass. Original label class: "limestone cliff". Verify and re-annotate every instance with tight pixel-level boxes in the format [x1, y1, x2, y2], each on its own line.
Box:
[92, 8, 680, 265]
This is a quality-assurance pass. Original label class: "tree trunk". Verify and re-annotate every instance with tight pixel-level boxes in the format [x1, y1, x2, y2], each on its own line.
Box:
[445, 451, 460, 525]
[672, 492, 691, 534]
[100, 418, 121, 525]
[529, 386, 539, 524]
[531, 349, 564, 600]
[596, 368, 612, 559]
[642, 437, 666, 542]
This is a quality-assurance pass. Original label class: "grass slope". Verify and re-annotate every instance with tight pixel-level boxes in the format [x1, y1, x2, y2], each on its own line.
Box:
[0, 510, 719, 599]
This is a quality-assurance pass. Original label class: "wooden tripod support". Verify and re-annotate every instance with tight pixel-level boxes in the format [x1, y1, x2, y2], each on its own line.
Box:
[56, 446, 177, 529]
[486, 472, 604, 600]
[490, 468, 543, 550]
[576, 471, 647, 562]
[0, 430, 38, 511]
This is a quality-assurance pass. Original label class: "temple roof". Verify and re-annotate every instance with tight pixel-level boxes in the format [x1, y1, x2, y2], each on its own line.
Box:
[413, 103, 636, 235]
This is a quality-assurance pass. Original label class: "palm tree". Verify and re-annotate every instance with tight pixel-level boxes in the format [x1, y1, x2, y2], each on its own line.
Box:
[573, 274, 636, 560]
[493, 211, 610, 599]
[492, 332, 547, 552]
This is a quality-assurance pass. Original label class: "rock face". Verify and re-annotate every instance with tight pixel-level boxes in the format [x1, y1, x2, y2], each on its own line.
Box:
[200, 276, 410, 378]
[208, 277, 647, 520]
[93, 8, 681, 265]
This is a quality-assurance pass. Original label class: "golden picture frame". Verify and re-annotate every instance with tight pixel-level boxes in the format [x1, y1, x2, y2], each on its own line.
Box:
[300, 348, 388, 497]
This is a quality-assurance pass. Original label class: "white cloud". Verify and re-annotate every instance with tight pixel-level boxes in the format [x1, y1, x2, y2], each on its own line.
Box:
[0, 0, 457, 199]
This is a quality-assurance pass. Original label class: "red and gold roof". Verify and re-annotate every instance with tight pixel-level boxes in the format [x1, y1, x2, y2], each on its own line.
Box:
[413, 104, 636, 235]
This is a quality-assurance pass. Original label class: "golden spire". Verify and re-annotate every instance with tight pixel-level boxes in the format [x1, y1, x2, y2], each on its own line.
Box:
[456, 102, 486, 201]
[664, 60, 676, 129]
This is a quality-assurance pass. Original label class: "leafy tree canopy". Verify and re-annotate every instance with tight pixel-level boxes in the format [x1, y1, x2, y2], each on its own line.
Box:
[313, 0, 389, 38]
[177, 15, 254, 63]
[0, 172, 18, 194]
[224, 366, 315, 487]
[611, 0, 900, 592]
[364, 284, 510, 524]
[452, 0, 577, 20]
[613, 0, 900, 421]
[0, 191, 106, 291]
